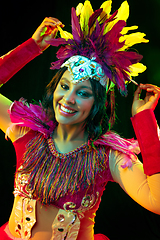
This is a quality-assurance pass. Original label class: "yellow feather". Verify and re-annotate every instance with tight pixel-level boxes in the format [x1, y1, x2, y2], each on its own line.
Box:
[98, 0, 112, 23]
[117, 1, 129, 22]
[119, 32, 149, 50]
[76, 3, 83, 16]
[57, 26, 73, 40]
[80, 0, 94, 36]
[104, 1, 129, 34]
[121, 25, 138, 35]
[129, 63, 147, 76]
[100, 0, 112, 15]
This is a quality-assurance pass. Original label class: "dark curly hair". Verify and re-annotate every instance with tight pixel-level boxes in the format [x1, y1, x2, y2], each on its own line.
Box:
[42, 67, 115, 141]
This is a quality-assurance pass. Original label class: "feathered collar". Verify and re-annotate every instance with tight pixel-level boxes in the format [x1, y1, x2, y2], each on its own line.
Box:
[8, 99, 140, 204]
[8, 98, 140, 169]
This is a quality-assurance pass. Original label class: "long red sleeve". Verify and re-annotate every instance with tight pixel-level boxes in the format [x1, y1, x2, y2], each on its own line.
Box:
[0, 38, 42, 85]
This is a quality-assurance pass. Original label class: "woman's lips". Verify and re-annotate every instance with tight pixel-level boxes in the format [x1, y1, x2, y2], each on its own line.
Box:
[58, 104, 77, 116]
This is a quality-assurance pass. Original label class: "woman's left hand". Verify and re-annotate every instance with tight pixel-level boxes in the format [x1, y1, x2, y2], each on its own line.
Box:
[32, 17, 64, 51]
[132, 84, 160, 116]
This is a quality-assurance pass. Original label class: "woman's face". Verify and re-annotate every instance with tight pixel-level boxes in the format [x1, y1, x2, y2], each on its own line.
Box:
[53, 70, 94, 126]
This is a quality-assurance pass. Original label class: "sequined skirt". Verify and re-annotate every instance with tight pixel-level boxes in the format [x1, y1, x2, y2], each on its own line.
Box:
[0, 222, 110, 240]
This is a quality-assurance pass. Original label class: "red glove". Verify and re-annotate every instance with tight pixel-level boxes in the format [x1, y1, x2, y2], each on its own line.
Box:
[131, 109, 160, 175]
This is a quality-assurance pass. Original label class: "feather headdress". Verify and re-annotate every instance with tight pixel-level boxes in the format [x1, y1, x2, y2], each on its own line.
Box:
[47, 0, 149, 95]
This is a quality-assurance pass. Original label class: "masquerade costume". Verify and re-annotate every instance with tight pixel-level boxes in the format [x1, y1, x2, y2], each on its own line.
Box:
[0, 1, 160, 240]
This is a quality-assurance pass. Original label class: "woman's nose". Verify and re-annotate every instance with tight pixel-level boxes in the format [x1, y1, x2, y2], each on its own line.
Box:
[63, 90, 75, 104]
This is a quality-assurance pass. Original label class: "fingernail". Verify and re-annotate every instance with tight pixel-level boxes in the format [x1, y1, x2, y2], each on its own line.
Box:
[59, 23, 65, 27]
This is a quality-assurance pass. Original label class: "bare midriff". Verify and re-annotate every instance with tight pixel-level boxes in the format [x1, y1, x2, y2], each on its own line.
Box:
[9, 195, 59, 240]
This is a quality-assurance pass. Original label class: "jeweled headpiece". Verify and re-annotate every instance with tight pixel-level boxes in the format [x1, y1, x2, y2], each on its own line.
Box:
[47, 0, 149, 95]
[61, 55, 108, 86]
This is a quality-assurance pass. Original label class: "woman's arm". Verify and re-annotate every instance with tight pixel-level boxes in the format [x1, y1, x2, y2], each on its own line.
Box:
[0, 17, 63, 141]
[109, 149, 160, 215]
[0, 94, 12, 134]
[109, 84, 160, 215]
[0, 38, 41, 140]
[0, 17, 63, 86]
[132, 84, 160, 176]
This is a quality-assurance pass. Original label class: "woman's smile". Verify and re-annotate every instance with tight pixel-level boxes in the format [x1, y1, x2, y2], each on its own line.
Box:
[58, 103, 77, 115]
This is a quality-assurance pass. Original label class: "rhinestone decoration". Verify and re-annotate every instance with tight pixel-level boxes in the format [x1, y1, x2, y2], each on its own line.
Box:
[57, 214, 65, 222]
[27, 205, 33, 213]
[61, 55, 108, 86]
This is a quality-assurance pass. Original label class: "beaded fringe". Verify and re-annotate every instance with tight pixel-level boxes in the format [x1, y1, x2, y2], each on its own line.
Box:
[18, 132, 108, 205]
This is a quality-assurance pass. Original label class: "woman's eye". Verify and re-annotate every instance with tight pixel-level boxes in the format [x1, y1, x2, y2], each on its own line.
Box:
[61, 84, 69, 90]
[78, 91, 91, 98]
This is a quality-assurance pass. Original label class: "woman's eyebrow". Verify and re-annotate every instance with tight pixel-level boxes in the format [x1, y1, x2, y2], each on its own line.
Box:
[60, 77, 69, 82]
[61, 78, 92, 90]
[80, 86, 93, 90]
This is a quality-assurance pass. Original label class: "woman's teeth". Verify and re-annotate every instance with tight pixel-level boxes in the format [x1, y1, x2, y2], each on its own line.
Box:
[61, 105, 75, 113]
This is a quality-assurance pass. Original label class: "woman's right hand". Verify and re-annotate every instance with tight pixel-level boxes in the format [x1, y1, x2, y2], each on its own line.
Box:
[32, 17, 64, 51]
[132, 84, 160, 116]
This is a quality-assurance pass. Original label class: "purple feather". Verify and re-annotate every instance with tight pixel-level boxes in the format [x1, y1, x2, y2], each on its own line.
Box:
[56, 45, 74, 59]
[46, 38, 67, 47]
[104, 10, 118, 25]
[103, 64, 113, 80]
[71, 7, 83, 42]
[50, 60, 64, 70]
[88, 8, 103, 34]
[114, 68, 127, 94]
[8, 99, 55, 137]
[104, 20, 126, 46]
[118, 51, 143, 64]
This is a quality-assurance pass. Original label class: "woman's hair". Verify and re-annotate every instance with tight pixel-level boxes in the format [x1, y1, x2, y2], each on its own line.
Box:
[42, 67, 67, 120]
[42, 67, 115, 141]
[85, 79, 115, 140]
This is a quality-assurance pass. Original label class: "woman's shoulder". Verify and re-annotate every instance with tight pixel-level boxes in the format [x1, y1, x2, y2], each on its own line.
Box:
[7, 98, 56, 139]
[94, 131, 140, 167]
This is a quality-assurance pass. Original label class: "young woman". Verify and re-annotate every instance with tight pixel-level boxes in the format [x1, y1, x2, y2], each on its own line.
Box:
[0, 1, 160, 240]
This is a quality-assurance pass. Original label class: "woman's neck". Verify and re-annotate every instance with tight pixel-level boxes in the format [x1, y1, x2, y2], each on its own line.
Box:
[54, 123, 87, 142]
[53, 123, 88, 153]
